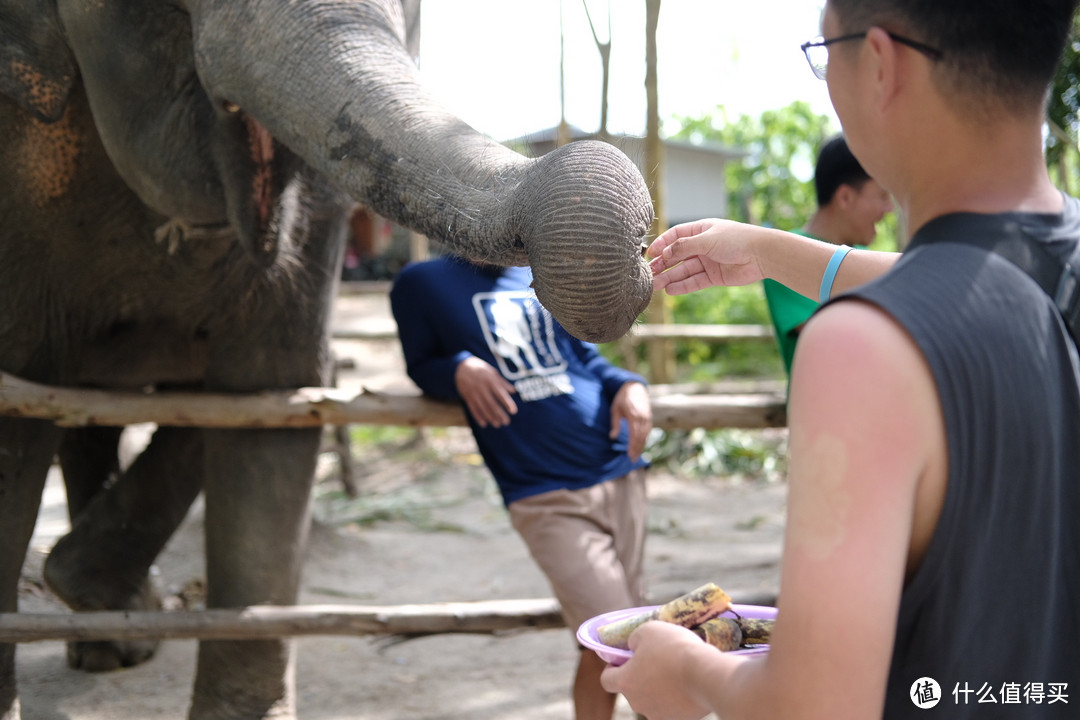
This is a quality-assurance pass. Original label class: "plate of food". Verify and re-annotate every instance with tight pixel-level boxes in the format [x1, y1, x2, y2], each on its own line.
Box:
[576, 583, 776, 666]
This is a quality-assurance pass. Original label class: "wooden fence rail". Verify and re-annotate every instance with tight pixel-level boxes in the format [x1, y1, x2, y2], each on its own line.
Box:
[0, 600, 565, 644]
[0, 372, 786, 430]
[0, 588, 779, 644]
[331, 322, 775, 344]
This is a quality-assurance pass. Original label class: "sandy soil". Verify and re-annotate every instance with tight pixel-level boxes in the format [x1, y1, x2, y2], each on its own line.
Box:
[14, 292, 787, 720]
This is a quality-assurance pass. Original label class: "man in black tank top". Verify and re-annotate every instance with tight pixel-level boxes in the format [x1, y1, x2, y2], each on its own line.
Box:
[601, 1, 1080, 719]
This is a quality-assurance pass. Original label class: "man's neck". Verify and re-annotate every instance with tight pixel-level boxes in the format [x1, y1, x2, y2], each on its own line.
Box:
[804, 209, 852, 246]
[894, 115, 1063, 233]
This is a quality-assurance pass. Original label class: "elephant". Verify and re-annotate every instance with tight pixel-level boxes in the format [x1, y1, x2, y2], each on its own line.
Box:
[0, 0, 655, 718]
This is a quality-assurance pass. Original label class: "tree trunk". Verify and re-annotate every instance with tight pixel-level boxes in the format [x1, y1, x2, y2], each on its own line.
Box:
[583, 0, 612, 139]
[644, 0, 674, 383]
[559, 0, 571, 146]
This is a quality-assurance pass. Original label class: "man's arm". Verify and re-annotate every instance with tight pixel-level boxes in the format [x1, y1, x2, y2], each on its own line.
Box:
[602, 300, 946, 719]
[565, 338, 652, 460]
[390, 269, 519, 427]
[647, 219, 899, 301]
[609, 381, 651, 461]
[389, 271, 469, 401]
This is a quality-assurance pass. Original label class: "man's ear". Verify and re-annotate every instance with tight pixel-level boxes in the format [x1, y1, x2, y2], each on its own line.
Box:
[834, 184, 857, 210]
[863, 26, 901, 112]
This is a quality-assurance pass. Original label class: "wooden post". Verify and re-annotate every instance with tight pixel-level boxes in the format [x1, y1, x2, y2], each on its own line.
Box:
[409, 231, 429, 262]
[644, 0, 674, 384]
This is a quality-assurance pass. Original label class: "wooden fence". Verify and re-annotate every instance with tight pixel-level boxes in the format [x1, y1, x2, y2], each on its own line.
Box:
[0, 372, 785, 431]
[1, 297, 786, 644]
[0, 600, 567, 644]
[331, 321, 775, 344]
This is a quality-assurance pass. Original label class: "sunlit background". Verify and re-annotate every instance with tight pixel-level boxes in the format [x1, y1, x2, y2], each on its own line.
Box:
[418, 0, 835, 143]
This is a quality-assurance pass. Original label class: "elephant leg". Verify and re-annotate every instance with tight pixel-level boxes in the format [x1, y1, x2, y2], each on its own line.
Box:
[57, 426, 124, 523]
[189, 427, 319, 720]
[0, 418, 64, 720]
[43, 426, 203, 672]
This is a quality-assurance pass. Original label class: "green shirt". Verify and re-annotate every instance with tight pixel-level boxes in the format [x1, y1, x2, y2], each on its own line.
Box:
[763, 277, 819, 376]
[763, 232, 866, 377]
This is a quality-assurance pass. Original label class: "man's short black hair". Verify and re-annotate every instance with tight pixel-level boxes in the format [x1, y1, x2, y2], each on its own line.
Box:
[815, 134, 870, 208]
[828, 0, 1079, 115]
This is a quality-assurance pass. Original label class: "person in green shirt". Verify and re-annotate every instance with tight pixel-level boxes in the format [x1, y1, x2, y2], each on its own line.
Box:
[764, 134, 894, 375]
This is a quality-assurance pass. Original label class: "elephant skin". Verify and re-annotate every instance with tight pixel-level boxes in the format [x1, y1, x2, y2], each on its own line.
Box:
[0, 0, 654, 718]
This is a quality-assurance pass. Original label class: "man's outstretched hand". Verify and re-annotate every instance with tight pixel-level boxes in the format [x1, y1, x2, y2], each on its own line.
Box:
[648, 219, 766, 295]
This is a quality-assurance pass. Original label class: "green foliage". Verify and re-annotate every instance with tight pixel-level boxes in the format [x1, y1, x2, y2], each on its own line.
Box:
[1048, 15, 1080, 194]
[872, 212, 902, 253]
[669, 285, 782, 379]
[346, 424, 421, 447]
[671, 101, 833, 230]
[670, 284, 769, 326]
[645, 428, 788, 483]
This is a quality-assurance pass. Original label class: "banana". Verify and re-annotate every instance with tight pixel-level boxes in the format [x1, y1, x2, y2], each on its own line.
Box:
[596, 582, 733, 649]
[596, 608, 658, 649]
[692, 617, 743, 651]
[655, 582, 732, 627]
[735, 617, 774, 645]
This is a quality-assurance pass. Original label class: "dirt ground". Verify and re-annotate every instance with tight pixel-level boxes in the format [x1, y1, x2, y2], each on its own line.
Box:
[15, 292, 788, 720]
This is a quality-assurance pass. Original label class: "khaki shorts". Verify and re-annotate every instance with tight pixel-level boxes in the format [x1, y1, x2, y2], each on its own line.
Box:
[508, 469, 647, 636]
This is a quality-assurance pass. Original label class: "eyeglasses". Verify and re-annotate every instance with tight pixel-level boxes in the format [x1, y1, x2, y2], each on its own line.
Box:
[800, 31, 943, 80]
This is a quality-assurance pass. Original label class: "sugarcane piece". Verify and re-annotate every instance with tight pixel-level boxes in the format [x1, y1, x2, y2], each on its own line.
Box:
[655, 583, 732, 628]
[596, 608, 659, 649]
[735, 617, 774, 645]
[692, 617, 742, 651]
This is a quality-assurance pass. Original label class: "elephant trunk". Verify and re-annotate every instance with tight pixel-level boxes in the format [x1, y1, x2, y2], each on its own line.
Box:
[188, 0, 652, 342]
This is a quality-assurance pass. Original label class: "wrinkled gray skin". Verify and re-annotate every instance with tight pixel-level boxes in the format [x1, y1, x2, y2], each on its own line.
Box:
[0, 0, 654, 718]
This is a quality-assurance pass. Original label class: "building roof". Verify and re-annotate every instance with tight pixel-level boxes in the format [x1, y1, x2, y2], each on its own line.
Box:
[502, 124, 745, 161]
[502, 125, 745, 225]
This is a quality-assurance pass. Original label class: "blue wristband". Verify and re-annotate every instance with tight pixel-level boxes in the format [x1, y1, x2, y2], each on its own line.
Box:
[819, 244, 853, 304]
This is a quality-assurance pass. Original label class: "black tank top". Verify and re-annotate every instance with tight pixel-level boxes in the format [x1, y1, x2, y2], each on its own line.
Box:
[842, 199, 1080, 718]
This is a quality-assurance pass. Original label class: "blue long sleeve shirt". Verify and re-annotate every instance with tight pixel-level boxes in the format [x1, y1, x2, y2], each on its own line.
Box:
[389, 257, 648, 505]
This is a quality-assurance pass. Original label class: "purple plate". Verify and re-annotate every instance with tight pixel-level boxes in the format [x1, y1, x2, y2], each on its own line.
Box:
[577, 603, 777, 666]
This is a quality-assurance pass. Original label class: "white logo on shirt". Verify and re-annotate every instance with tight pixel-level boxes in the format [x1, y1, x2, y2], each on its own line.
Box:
[472, 290, 572, 401]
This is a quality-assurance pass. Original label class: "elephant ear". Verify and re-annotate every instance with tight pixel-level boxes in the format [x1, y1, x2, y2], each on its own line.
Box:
[0, 0, 78, 123]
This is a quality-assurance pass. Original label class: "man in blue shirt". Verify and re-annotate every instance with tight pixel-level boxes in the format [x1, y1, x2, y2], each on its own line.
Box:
[390, 255, 651, 720]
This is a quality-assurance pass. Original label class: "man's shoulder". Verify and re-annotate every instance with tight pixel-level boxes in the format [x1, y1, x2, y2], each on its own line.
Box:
[397, 257, 452, 279]
[800, 300, 935, 411]
[393, 257, 465, 291]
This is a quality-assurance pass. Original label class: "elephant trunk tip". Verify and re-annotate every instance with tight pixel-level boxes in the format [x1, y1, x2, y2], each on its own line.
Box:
[514, 140, 654, 342]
